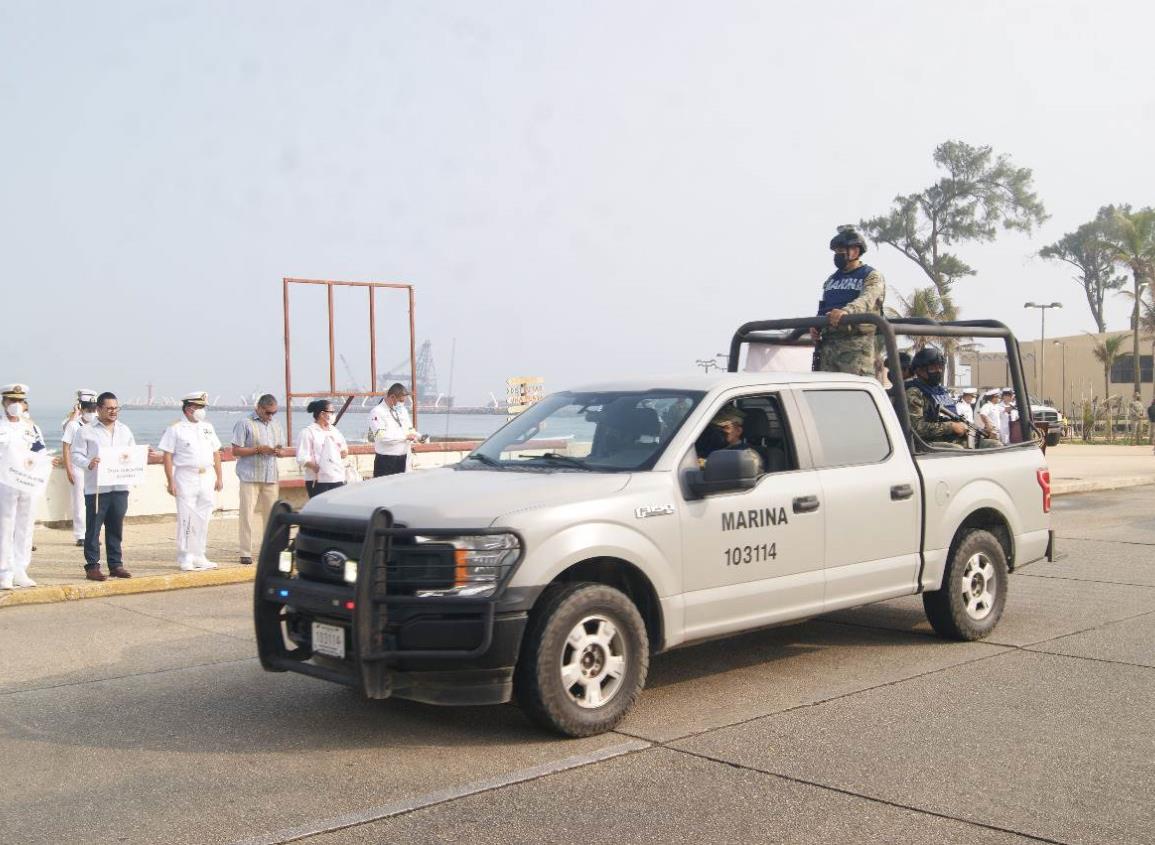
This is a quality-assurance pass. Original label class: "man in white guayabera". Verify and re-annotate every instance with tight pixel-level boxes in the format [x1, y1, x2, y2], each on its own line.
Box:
[70, 391, 136, 581]
[368, 382, 424, 477]
[159, 391, 223, 571]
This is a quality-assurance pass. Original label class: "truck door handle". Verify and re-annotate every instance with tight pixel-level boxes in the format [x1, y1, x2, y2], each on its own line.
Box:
[792, 495, 820, 514]
[890, 484, 914, 501]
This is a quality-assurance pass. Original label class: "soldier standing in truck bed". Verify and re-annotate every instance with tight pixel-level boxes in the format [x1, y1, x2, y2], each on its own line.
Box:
[813, 225, 886, 380]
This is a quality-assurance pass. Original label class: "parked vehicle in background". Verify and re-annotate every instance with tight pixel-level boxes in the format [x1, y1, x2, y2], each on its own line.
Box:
[1030, 400, 1063, 447]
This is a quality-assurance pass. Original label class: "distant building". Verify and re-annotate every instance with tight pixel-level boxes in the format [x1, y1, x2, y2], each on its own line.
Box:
[958, 330, 1151, 414]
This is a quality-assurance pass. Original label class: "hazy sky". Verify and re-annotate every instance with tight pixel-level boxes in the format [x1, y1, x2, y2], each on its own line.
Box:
[3, 1, 1153, 405]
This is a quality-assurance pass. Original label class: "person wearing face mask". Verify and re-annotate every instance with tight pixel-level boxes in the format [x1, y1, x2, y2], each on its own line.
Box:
[368, 382, 424, 477]
[158, 391, 223, 571]
[61, 389, 99, 547]
[297, 399, 349, 497]
[905, 347, 968, 447]
[978, 389, 1004, 444]
[0, 384, 47, 589]
[955, 387, 978, 448]
[813, 225, 887, 380]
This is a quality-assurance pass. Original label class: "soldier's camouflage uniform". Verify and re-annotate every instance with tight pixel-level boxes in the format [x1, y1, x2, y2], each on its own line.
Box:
[817, 267, 886, 381]
[905, 385, 967, 446]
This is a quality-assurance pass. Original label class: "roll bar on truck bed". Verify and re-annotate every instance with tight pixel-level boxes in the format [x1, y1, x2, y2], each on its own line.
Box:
[726, 315, 1035, 448]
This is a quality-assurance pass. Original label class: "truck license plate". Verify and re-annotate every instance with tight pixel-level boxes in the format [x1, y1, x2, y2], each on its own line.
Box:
[311, 622, 346, 659]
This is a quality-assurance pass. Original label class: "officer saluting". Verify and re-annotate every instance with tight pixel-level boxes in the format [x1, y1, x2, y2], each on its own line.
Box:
[158, 391, 223, 571]
[814, 225, 886, 379]
[0, 384, 46, 589]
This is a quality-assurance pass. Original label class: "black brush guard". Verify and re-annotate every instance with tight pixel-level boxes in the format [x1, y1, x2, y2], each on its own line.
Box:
[254, 501, 525, 699]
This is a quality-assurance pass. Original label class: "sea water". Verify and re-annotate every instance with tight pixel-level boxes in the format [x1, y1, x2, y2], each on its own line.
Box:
[31, 406, 508, 452]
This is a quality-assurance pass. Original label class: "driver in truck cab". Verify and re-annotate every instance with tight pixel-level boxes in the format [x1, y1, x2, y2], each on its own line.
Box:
[695, 406, 764, 470]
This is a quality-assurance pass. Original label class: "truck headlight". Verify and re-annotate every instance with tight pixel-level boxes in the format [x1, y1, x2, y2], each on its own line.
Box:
[413, 533, 520, 598]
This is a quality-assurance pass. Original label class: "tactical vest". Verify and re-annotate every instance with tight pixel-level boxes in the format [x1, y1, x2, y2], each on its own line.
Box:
[818, 264, 875, 315]
[907, 378, 951, 421]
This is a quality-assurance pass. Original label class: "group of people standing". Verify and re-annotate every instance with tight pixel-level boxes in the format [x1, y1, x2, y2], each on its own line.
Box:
[0, 382, 425, 590]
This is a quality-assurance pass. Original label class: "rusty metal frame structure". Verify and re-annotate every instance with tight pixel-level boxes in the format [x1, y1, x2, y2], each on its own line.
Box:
[283, 277, 416, 442]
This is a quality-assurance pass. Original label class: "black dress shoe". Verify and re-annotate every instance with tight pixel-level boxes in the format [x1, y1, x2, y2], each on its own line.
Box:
[239, 556, 253, 565]
[76, 539, 85, 547]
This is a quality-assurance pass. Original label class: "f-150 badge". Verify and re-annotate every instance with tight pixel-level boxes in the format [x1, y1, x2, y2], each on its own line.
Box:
[635, 504, 675, 519]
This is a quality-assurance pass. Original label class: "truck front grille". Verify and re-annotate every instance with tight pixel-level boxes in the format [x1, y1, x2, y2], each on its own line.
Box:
[293, 526, 456, 594]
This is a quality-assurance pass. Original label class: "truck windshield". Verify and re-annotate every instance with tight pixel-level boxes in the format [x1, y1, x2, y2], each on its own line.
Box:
[466, 390, 705, 472]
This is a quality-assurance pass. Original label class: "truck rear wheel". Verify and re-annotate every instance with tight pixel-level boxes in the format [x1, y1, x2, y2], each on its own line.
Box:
[514, 582, 649, 737]
[923, 529, 1008, 641]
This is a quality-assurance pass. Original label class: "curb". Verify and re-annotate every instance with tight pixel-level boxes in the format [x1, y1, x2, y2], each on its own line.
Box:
[0, 566, 255, 609]
[1052, 477, 1155, 497]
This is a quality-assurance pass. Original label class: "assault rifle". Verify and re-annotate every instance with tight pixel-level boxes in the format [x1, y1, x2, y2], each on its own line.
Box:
[936, 404, 999, 444]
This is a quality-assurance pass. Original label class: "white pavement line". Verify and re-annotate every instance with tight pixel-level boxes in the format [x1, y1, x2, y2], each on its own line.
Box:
[230, 738, 652, 845]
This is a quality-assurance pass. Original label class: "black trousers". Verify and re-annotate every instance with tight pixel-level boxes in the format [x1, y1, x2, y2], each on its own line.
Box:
[305, 481, 344, 499]
[373, 454, 407, 477]
[83, 491, 129, 569]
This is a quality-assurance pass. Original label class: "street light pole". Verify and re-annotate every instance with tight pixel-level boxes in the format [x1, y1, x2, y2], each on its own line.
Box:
[1024, 301, 1063, 399]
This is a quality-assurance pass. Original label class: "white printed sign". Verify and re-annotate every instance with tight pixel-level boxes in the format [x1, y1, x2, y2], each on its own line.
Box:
[96, 444, 149, 488]
[0, 446, 53, 495]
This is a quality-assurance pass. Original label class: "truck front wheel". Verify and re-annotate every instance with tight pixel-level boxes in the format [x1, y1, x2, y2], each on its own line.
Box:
[514, 583, 649, 737]
[923, 529, 1008, 641]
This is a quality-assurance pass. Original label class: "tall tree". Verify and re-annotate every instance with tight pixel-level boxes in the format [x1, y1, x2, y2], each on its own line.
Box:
[1101, 205, 1155, 398]
[1038, 214, 1125, 333]
[861, 141, 1048, 380]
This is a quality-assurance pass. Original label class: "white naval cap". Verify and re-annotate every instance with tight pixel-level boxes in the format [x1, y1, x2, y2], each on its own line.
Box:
[77, 388, 98, 404]
[961, 387, 978, 396]
[181, 391, 209, 406]
[1, 383, 29, 399]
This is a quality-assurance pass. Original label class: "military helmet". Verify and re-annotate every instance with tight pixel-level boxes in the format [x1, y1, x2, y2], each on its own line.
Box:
[829, 225, 868, 254]
[911, 346, 945, 370]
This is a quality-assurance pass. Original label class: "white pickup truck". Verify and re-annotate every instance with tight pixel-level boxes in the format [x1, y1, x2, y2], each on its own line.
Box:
[255, 317, 1055, 736]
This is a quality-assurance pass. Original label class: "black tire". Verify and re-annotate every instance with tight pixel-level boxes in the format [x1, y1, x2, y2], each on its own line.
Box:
[923, 529, 1008, 641]
[514, 582, 649, 737]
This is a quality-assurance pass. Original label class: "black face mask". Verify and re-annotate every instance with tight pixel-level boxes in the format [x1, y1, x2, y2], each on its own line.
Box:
[925, 371, 944, 387]
[833, 254, 849, 271]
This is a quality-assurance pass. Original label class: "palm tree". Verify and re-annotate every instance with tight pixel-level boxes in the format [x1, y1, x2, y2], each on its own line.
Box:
[1087, 332, 1128, 440]
[886, 285, 947, 354]
[1102, 206, 1155, 398]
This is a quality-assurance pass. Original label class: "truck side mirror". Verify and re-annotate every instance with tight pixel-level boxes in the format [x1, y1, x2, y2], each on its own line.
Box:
[685, 449, 761, 498]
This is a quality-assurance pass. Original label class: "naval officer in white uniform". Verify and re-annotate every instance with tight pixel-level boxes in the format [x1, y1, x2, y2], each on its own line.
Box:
[159, 391, 223, 571]
[61, 389, 99, 546]
[0, 383, 47, 589]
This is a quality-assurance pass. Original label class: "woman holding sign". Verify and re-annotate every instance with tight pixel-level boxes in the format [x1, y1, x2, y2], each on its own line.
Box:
[0, 383, 48, 589]
[296, 399, 349, 498]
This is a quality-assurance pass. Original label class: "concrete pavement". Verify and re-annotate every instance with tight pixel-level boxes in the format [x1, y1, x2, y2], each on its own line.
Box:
[0, 487, 1151, 843]
[3, 442, 1153, 609]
